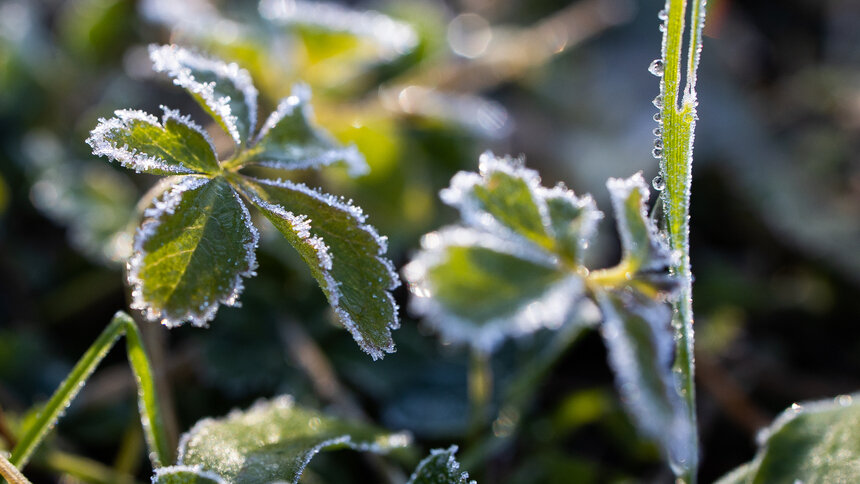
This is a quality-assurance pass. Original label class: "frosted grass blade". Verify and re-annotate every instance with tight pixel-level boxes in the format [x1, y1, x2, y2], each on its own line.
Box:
[10, 312, 170, 470]
[0, 453, 31, 484]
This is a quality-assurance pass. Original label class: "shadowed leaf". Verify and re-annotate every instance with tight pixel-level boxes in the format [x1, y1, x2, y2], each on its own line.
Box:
[407, 446, 476, 484]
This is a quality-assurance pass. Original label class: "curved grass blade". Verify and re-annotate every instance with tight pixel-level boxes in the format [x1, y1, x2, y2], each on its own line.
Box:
[407, 446, 475, 484]
[177, 395, 411, 484]
[87, 107, 220, 176]
[715, 394, 860, 484]
[10, 312, 170, 470]
[149, 44, 258, 145]
[129, 176, 259, 327]
[235, 176, 398, 360]
[233, 84, 367, 176]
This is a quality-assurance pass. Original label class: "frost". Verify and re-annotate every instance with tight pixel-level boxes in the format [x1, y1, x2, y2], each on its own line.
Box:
[149, 44, 258, 145]
[87, 110, 196, 175]
[252, 84, 368, 176]
[407, 445, 476, 484]
[160, 106, 218, 159]
[152, 465, 227, 484]
[259, 0, 419, 59]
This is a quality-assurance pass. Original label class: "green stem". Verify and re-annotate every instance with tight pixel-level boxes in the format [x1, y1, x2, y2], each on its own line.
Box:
[9, 311, 171, 470]
[0, 453, 31, 484]
[467, 348, 493, 441]
[658, 0, 707, 482]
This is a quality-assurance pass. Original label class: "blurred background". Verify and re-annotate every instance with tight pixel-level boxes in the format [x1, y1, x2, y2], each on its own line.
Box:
[0, 0, 858, 482]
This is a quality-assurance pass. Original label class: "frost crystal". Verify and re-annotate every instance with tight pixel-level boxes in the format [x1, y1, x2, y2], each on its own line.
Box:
[149, 44, 258, 145]
[259, 0, 418, 59]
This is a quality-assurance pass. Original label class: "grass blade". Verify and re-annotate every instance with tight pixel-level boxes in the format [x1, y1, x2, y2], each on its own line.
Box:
[0, 453, 32, 484]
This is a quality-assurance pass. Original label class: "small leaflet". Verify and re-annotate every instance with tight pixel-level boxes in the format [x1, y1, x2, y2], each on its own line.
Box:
[152, 465, 226, 484]
[129, 176, 259, 328]
[259, 0, 419, 59]
[149, 44, 258, 145]
[244, 84, 368, 176]
[238, 176, 399, 360]
[87, 107, 220, 175]
[407, 446, 476, 484]
[405, 152, 602, 350]
[177, 395, 412, 484]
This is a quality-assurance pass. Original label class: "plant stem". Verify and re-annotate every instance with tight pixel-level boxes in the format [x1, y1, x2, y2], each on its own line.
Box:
[9, 312, 171, 470]
[0, 453, 31, 484]
[467, 348, 493, 441]
[658, 0, 707, 482]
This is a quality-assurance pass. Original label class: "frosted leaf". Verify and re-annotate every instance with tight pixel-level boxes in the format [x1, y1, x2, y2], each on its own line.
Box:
[129, 176, 259, 327]
[149, 44, 258, 145]
[236, 176, 399, 360]
[716, 393, 860, 484]
[243, 84, 368, 176]
[595, 290, 694, 470]
[87, 106, 220, 175]
[259, 0, 419, 59]
[405, 153, 602, 350]
[407, 446, 476, 484]
[404, 226, 584, 352]
[152, 465, 226, 484]
[440, 151, 601, 264]
[177, 395, 411, 484]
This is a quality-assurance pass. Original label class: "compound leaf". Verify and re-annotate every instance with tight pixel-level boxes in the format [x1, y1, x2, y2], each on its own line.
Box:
[240, 84, 368, 176]
[150, 44, 258, 145]
[153, 466, 226, 484]
[405, 152, 600, 350]
[235, 176, 399, 360]
[716, 394, 860, 484]
[404, 227, 581, 351]
[130, 176, 258, 327]
[407, 446, 476, 484]
[87, 107, 220, 175]
[177, 395, 411, 484]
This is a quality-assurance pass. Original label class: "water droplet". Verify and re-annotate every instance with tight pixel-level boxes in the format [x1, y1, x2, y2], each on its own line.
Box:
[653, 127, 662, 137]
[648, 59, 664, 76]
[791, 403, 803, 412]
[652, 148, 663, 159]
[659, 23, 667, 32]
[658, 9, 668, 21]
[836, 394, 853, 407]
[652, 95, 664, 108]
[653, 112, 662, 122]
[654, 138, 663, 149]
[652, 175, 665, 191]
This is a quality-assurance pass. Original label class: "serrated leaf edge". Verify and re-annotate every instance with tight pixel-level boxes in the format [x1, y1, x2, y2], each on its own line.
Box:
[403, 226, 583, 351]
[128, 176, 260, 327]
[246, 177, 400, 359]
[152, 465, 227, 484]
[176, 395, 413, 484]
[253, 84, 368, 177]
[87, 109, 200, 175]
[406, 445, 476, 484]
[149, 44, 258, 145]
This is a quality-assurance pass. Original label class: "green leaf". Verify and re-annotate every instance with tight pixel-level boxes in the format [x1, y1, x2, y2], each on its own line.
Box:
[407, 446, 475, 484]
[405, 152, 601, 350]
[153, 466, 225, 484]
[590, 173, 691, 470]
[149, 44, 258, 145]
[404, 227, 580, 350]
[87, 107, 221, 176]
[715, 394, 860, 484]
[237, 84, 367, 176]
[177, 395, 411, 484]
[236, 176, 399, 360]
[130, 176, 258, 327]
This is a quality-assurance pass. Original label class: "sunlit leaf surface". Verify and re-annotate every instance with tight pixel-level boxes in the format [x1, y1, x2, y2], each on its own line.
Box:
[178, 395, 411, 484]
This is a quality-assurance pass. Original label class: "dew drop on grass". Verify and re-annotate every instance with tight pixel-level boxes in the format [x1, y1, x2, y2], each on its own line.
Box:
[648, 59, 664, 76]
[658, 9, 668, 21]
[653, 127, 662, 137]
[652, 175, 665, 191]
[652, 148, 663, 159]
[652, 95, 664, 108]
[653, 112, 662, 122]
[654, 138, 663, 149]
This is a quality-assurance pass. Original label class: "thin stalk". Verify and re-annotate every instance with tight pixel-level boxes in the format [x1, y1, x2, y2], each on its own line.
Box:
[657, 0, 707, 482]
[9, 312, 171, 470]
[467, 348, 493, 441]
[0, 453, 31, 484]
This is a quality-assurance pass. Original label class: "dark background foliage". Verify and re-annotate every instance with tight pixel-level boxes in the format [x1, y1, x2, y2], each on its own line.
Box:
[0, 0, 858, 482]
